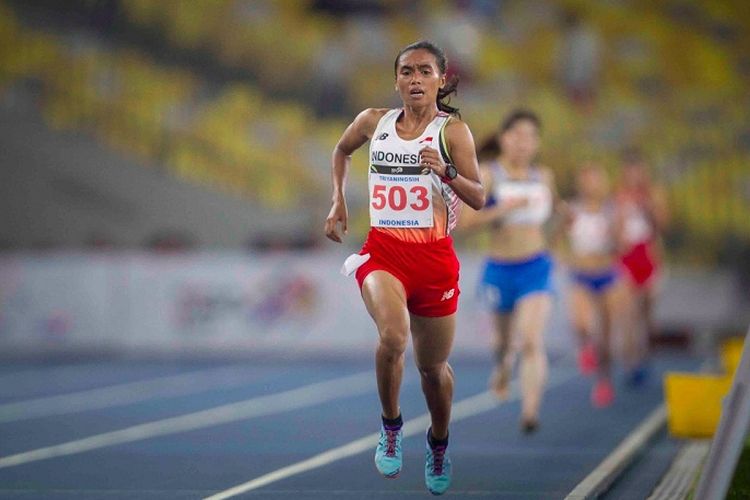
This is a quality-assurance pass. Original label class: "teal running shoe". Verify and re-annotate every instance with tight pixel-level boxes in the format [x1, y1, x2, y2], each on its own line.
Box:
[424, 431, 452, 495]
[374, 426, 403, 478]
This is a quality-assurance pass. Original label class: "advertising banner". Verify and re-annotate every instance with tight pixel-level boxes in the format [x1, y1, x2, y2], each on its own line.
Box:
[0, 251, 538, 357]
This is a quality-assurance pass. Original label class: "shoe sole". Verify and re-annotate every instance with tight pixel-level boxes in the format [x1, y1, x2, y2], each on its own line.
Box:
[375, 462, 401, 479]
[377, 467, 400, 479]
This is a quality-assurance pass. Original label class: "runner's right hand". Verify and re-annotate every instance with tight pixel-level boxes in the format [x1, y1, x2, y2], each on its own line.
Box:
[501, 196, 529, 211]
[488, 196, 528, 222]
[325, 199, 348, 243]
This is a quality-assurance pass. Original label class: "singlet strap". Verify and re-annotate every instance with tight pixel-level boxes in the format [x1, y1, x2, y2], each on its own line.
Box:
[491, 161, 507, 181]
[529, 166, 544, 182]
[437, 115, 453, 164]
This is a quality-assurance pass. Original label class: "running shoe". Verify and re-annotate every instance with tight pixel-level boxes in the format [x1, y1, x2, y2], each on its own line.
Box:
[578, 343, 598, 376]
[374, 426, 403, 478]
[625, 364, 649, 388]
[592, 378, 615, 408]
[424, 430, 452, 495]
[520, 416, 540, 435]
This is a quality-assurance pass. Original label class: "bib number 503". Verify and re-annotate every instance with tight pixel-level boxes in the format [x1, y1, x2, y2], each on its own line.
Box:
[371, 185, 429, 211]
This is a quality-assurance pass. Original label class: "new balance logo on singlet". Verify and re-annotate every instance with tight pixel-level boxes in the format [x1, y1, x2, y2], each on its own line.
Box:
[441, 289, 455, 301]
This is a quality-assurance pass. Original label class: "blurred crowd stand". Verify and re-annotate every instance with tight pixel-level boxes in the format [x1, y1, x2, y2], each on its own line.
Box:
[0, 0, 748, 270]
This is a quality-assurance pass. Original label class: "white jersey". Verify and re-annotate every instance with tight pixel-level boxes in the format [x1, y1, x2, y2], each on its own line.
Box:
[569, 202, 616, 256]
[368, 108, 459, 243]
[490, 162, 552, 225]
[621, 201, 653, 245]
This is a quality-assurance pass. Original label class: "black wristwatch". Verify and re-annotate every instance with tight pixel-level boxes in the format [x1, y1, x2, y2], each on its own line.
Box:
[443, 163, 458, 182]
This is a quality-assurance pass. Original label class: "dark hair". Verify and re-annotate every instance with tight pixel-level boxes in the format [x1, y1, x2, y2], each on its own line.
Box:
[394, 40, 460, 116]
[476, 108, 542, 161]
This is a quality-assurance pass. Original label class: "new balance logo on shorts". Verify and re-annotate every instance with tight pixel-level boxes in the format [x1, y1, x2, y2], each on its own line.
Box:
[440, 289, 455, 301]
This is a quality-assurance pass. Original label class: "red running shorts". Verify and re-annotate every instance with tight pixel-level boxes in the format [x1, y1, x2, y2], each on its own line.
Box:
[355, 229, 460, 317]
[621, 241, 658, 288]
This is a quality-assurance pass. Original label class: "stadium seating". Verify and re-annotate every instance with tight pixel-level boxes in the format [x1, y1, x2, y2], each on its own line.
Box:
[0, 0, 748, 261]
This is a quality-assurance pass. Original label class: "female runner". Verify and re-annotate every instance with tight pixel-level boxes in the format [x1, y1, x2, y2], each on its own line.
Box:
[460, 109, 559, 433]
[615, 150, 669, 385]
[325, 40, 484, 495]
[565, 164, 626, 407]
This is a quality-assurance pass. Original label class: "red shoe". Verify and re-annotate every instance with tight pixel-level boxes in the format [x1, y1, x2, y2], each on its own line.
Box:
[578, 344, 598, 376]
[592, 379, 615, 408]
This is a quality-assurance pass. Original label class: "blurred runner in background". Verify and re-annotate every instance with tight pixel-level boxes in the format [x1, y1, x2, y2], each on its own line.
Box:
[461, 109, 560, 434]
[615, 149, 670, 387]
[564, 164, 626, 407]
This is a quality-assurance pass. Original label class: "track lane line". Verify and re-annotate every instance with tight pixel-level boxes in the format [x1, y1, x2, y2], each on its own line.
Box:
[565, 405, 667, 499]
[0, 365, 288, 423]
[204, 365, 579, 500]
[0, 370, 374, 469]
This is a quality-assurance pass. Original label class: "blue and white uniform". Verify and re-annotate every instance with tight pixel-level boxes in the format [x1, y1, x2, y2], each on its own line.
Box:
[481, 162, 554, 313]
[567, 202, 619, 294]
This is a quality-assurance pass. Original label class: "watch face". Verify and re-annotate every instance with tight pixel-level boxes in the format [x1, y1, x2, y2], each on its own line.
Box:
[446, 164, 458, 179]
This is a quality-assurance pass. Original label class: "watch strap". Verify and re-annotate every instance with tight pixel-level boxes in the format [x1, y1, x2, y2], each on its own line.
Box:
[442, 163, 458, 182]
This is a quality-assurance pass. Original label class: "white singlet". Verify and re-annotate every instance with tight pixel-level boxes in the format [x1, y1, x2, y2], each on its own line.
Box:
[368, 108, 459, 243]
[490, 162, 552, 225]
[621, 201, 653, 245]
[569, 202, 616, 256]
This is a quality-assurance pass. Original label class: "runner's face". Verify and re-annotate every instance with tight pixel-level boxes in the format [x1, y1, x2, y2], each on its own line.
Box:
[500, 120, 540, 165]
[577, 167, 608, 200]
[623, 163, 647, 187]
[395, 49, 445, 109]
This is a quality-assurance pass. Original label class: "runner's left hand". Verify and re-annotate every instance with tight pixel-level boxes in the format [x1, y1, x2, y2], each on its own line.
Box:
[419, 146, 447, 177]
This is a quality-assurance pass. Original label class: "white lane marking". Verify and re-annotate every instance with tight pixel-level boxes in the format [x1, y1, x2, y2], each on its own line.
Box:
[0, 364, 115, 386]
[0, 366, 283, 423]
[0, 371, 374, 469]
[204, 366, 579, 500]
[647, 439, 710, 500]
[566, 359, 712, 500]
[565, 404, 667, 500]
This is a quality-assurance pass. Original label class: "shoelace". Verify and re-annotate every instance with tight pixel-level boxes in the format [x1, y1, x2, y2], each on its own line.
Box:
[430, 445, 446, 475]
[384, 429, 399, 456]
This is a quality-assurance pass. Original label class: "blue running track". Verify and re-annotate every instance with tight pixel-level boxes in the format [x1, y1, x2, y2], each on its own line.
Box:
[0, 354, 698, 499]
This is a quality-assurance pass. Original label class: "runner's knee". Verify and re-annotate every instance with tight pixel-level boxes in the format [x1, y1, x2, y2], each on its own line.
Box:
[521, 336, 543, 358]
[377, 323, 408, 356]
[417, 362, 449, 385]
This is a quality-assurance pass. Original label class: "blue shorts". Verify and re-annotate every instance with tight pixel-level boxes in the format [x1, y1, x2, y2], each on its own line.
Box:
[481, 253, 553, 313]
[571, 269, 618, 294]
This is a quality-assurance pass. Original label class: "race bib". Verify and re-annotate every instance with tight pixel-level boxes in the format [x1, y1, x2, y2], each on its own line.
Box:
[368, 172, 433, 228]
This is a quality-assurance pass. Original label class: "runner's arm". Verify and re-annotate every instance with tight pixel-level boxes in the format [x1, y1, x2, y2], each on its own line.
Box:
[325, 108, 385, 243]
[542, 166, 569, 248]
[441, 119, 485, 210]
